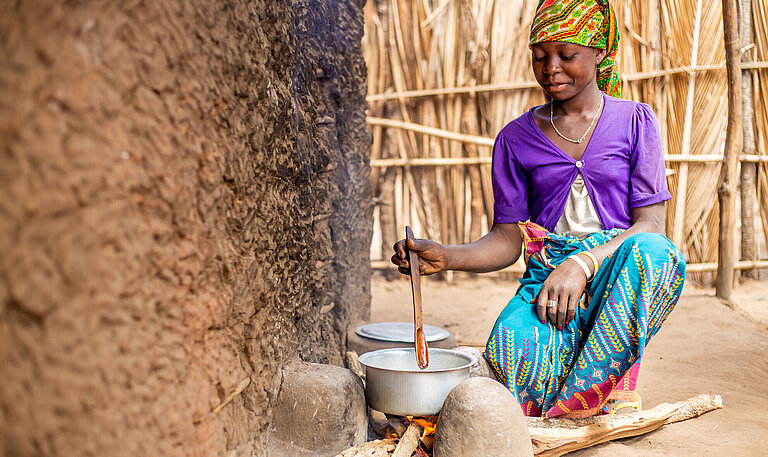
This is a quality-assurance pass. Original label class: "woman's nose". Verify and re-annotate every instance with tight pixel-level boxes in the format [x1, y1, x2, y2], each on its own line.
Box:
[543, 57, 561, 75]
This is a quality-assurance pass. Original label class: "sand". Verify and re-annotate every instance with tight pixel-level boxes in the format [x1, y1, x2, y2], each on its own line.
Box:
[370, 274, 768, 455]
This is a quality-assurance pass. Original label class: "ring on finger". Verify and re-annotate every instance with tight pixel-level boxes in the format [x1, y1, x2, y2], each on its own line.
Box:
[547, 300, 558, 308]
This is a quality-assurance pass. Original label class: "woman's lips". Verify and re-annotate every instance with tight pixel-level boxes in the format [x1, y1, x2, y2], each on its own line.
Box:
[545, 82, 569, 92]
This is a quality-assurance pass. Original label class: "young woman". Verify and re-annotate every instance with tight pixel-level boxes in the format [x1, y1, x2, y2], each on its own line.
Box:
[391, 0, 685, 418]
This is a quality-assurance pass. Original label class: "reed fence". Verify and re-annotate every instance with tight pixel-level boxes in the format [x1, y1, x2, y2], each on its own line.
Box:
[363, 0, 768, 282]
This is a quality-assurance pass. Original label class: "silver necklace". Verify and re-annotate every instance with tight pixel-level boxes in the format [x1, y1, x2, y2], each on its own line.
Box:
[549, 96, 604, 144]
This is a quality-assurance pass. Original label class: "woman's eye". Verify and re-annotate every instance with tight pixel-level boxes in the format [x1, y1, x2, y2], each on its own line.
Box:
[562, 54, 577, 60]
[532, 56, 544, 62]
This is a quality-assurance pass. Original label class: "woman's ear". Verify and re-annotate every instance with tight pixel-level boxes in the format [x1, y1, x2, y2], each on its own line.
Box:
[596, 48, 608, 64]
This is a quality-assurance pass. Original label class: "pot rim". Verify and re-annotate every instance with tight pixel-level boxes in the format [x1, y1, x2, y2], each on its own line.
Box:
[358, 347, 477, 373]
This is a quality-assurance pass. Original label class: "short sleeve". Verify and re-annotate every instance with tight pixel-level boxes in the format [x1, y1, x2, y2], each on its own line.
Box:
[628, 104, 672, 208]
[492, 132, 530, 223]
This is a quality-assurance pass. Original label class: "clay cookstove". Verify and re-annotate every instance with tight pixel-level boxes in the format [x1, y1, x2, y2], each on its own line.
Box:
[349, 321, 457, 457]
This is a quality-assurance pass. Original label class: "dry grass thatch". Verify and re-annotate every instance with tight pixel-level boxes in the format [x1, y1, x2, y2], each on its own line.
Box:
[364, 0, 768, 281]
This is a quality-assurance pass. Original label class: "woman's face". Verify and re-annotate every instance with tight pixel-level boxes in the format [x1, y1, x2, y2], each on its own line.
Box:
[531, 41, 607, 101]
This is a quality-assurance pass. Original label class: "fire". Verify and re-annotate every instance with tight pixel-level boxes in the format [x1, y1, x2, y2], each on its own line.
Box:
[407, 415, 438, 437]
[381, 415, 438, 456]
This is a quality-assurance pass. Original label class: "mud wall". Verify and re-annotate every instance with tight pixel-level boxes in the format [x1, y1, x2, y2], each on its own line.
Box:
[0, 1, 371, 456]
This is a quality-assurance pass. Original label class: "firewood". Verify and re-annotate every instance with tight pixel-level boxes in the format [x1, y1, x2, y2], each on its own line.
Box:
[334, 439, 397, 457]
[369, 409, 390, 437]
[392, 421, 421, 457]
[527, 394, 722, 456]
[664, 394, 723, 425]
[385, 414, 408, 437]
[346, 351, 366, 386]
[419, 434, 434, 450]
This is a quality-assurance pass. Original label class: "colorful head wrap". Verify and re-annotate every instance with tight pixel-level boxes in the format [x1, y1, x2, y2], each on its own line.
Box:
[529, 0, 621, 97]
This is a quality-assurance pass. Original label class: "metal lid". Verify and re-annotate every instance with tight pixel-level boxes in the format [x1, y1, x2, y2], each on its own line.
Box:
[355, 322, 450, 343]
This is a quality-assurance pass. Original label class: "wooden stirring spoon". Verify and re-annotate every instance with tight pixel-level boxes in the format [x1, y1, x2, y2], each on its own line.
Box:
[405, 226, 429, 369]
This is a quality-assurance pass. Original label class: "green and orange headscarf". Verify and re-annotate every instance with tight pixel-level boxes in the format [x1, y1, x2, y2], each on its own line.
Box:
[529, 0, 621, 97]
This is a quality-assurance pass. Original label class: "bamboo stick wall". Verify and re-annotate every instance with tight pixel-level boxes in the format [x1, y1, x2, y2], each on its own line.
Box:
[364, 0, 768, 281]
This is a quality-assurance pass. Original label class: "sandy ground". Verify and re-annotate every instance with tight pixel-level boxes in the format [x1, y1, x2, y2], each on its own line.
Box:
[370, 274, 768, 455]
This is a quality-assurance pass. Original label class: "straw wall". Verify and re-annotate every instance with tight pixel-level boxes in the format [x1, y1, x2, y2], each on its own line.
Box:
[364, 0, 768, 281]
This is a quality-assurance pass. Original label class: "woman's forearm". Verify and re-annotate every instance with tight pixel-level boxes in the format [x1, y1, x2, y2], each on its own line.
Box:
[443, 223, 522, 273]
[586, 203, 666, 270]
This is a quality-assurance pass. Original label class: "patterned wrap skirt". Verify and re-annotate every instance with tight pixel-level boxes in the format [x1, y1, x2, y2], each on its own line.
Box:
[484, 222, 686, 418]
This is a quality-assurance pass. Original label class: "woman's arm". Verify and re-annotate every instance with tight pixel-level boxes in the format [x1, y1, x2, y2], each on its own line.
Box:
[535, 202, 666, 329]
[586, 202, 666, 265]
[391, 222, 522, 275]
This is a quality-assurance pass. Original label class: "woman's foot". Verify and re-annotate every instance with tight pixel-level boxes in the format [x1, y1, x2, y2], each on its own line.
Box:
[601, 392, 642, 415]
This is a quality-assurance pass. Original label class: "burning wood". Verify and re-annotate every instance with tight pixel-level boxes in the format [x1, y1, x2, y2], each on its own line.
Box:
[392, 421, 421, 457]
[390, 416, 439, 457]
[382, 414, 408, 439]
[408, 416, 438, 436]
[336, 413, 438, 457]
[407, 416, 437, 454]
[419, 434, 434, 452]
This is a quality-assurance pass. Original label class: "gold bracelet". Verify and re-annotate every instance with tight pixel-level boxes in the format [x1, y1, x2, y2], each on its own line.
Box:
[581, 251, 599, 275]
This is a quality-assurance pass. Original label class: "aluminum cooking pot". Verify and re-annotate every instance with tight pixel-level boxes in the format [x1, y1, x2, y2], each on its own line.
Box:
[358, 348, 477, 416]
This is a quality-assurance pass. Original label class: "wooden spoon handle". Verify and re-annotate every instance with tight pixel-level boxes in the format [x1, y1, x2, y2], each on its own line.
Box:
[405, 226, 429, 369]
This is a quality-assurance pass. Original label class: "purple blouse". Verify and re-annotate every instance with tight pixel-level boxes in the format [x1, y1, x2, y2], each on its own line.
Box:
[492, 94, 671, 231]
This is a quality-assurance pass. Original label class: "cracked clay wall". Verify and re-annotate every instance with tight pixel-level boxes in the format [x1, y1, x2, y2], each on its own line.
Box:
[0, 1, 371, 456]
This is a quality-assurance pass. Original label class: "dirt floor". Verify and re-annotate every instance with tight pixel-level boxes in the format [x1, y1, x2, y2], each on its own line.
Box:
[370, 274, 768, 455]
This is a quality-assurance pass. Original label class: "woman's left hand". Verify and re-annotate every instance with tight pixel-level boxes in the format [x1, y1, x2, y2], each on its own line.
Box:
[535, 260, 588, 330]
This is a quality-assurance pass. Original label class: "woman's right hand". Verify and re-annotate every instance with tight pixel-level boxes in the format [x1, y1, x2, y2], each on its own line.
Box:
[391, 237, 447, 276]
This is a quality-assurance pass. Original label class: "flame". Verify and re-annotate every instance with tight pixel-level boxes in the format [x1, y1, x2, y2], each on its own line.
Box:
[406, 415, 438, 437]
